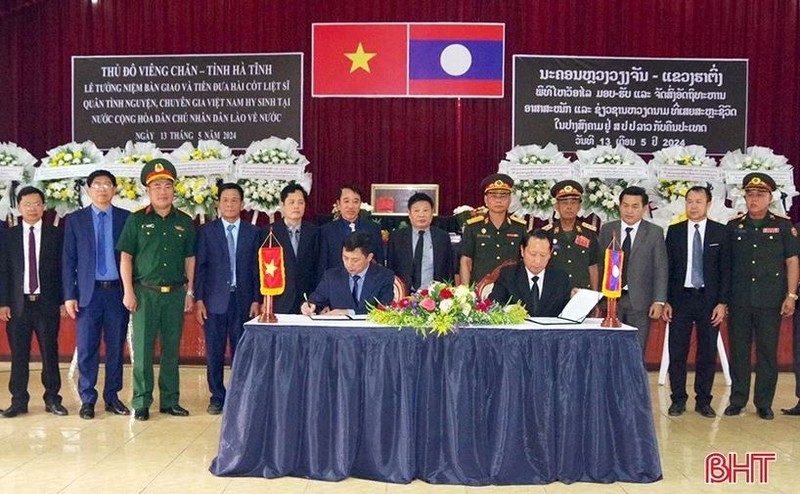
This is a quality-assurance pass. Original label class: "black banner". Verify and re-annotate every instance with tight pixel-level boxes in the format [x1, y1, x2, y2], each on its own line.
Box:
[72, 53, 303, 149]
[513, 56, 747, 154]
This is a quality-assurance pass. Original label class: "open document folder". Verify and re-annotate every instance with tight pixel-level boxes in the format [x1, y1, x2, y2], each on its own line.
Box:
[528, 289, 603, 325]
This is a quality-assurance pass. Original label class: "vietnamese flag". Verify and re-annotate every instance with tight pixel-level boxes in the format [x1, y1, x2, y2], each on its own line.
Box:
[601, 248, 624, 299]
[259, 246, 286, 296]
[312, 23, 408, 96]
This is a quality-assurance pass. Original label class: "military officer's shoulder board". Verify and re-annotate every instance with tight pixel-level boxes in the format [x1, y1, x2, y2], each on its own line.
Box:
[510, 214, 527, 225]
[728, 212, 746, 223]
[540, 223, 554, 231]
[580, 221, 597, 232]
[466, 215, 484, 225]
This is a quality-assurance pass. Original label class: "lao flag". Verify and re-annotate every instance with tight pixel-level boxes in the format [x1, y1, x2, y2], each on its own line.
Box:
[408, 23, 504, 97]
[601, 248, 624, 298]
[312, 23, 408, 97]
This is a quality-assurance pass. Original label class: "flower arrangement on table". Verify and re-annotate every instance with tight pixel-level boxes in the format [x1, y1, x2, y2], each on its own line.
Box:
[498, 143, 573, 219]
[577, 145, 647, 221]
[235, 137, 312, 216]
[170, 140, 232, 219]
[721, 146, 797, 215]
[0, 142, 37, 219]
[103, 141, 165, 210]
[39, 141, 104, 215]
[367, 282, 528, 337]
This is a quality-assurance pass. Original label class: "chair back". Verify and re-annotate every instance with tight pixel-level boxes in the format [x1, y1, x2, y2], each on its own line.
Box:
[393, 276, 408, 301]
[475, 259, 517, 300]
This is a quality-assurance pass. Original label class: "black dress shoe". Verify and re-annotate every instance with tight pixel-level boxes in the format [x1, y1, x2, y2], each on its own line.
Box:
[159, 404, 189, 416]
[757, 407, 774, 420]
[724, 404, 743, 416]
[668, 403, 686, 416]
[45, 403, 69, 416]
[104, 400, 131, 416]
[695, 404, 716, 418]
[207, 403, 223, 415]
[780, 401, 800, 416]
[1, 404, 28, 418]
[134, 408, 149, 421]
[79, 403, 95, 420]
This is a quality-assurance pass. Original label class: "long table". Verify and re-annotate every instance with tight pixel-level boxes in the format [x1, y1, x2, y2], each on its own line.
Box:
[209, 315, 662, 485]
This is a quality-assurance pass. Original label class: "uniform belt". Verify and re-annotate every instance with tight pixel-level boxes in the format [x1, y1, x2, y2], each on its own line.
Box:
[24, 294, 41, 302]
[138, 282, 185, 294]
[96, 280, 121, 289]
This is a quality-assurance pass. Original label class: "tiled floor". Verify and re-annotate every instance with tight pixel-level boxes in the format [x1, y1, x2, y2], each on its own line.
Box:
[0, 363, 798, 493]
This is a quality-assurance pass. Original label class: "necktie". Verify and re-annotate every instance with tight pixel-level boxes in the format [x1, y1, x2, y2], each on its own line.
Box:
[412, 230, 424, 290]
[530, 275, 540, 315]
[291, 228, 300, 256]
[29, 226, 39, 293]
[226, 224, 236, 286]
[621, 227, 633, 286]
[97, 211, 107, 276]
[349, 222, 356, 233]
[351, 275, 361, 305]
[691, 224, 704, 288]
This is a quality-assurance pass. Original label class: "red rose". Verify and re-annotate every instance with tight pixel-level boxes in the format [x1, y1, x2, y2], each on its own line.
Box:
[400, 298, 411, 308]
[439, 288, 453, 299]
[419, 289, 429, 296]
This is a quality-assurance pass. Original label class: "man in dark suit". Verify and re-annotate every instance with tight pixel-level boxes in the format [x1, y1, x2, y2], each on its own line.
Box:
[62, 170, 131, 420]
[388, 192, 453, 292]
[0, 186, 67, 418]
[302, 232, 394, 315]
[194, 183, 262, 415]
[272, 183, 319, 314]
[662, 186, 731, 418]
[599, 186, 668, 353]
[319, 184, 384, 271]
[489, 230, 571, 317]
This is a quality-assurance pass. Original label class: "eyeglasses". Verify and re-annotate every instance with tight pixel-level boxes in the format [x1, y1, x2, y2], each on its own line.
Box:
[19, 202, 43, 210]
[90, 183, 115, 190]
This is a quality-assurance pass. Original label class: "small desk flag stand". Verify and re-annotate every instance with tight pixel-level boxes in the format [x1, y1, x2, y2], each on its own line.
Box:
[258, 227, 286, 323]
[601, 232, 623, 328]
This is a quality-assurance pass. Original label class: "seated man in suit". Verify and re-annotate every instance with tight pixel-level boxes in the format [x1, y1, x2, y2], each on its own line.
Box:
[272, 183, 319, 314]
[489, 230, 571, 317]
[387, 192, 453, 293]
[301, 232, 394, 316]
[319, 184, 385, 271]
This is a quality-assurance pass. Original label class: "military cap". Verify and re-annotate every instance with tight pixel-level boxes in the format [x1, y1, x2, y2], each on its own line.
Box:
[140, 158, 177, 185]
[742, 172, 776, 193]
[481, 173, 514, 194]
[551, 180, 584, 199]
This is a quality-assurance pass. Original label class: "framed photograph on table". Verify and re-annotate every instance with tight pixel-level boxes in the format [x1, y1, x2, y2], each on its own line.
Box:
[371, 184, 440, 216]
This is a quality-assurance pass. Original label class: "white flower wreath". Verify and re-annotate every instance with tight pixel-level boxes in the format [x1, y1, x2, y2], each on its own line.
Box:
[576, 145, 647, 222]
[498, 143, 573, 219]
[721, 146, 797, 215]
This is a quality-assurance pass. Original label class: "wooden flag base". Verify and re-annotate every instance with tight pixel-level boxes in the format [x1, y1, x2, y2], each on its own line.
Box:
[601, 297, 621, 328]
[259, 295, 278, 323]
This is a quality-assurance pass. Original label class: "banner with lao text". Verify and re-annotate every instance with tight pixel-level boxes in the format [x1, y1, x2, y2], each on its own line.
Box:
[513, 56, 747, 154]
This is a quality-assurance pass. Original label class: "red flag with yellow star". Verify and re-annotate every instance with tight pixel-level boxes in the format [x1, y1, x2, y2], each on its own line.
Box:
[259, 231, 285, 296]
[312, 23, 408, 96]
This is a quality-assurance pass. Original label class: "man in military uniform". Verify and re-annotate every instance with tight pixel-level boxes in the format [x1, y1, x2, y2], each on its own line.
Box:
[725, 172, 798, 420]
[537, 180, 601, 290]
[117, 158, 197, 421]
[459, 173, 527, 286]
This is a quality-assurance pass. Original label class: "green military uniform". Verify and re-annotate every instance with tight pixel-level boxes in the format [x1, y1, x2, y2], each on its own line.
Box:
[461, 214, 527, 284]
[539, 219, 601, 289]
[116, 159, 196, 412]
[727, 173, 799, 412]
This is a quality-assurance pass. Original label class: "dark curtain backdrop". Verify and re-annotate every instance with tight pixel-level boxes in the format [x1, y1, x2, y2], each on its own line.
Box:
[1, 0, 799, 218]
